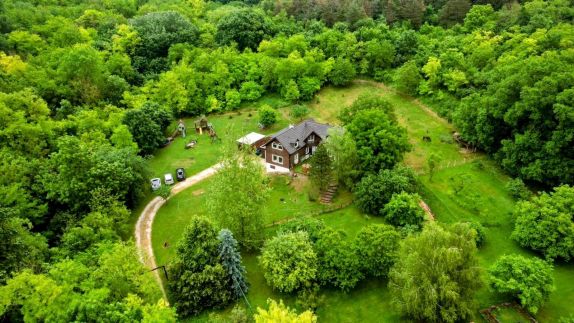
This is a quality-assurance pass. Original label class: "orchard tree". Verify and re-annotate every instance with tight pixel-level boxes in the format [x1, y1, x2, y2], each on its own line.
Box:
[346, 109, 410, 174]
[255, 299, 317, 323]
[206, 148, 269, 249]
[216, 9, 272, 51]
[258, 105, 277, 128]
[354, 224, 401, 278]
[354, 166, 418, 216]
[259, 231, 317, 293]
[218, 229, 248, 300]
[489, 254, 554, 314]
[512, 185, 574, 261]
[383, 192, 425, 227]
[290, 104, 309, 121]
[309, 144, 333, 191]
[389, 223, 482, 322]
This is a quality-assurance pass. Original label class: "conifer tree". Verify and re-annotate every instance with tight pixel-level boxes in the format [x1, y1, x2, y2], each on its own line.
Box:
[218, 229, 249, 300]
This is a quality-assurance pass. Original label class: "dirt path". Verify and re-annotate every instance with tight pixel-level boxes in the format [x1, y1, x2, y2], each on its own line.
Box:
[134, 164, 221, 300]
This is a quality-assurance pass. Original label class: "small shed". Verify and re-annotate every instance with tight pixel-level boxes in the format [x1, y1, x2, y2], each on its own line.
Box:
[237, 132, 266, 147]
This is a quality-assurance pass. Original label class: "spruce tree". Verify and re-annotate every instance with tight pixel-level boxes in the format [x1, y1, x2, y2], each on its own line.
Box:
[218, 229, 249, 300]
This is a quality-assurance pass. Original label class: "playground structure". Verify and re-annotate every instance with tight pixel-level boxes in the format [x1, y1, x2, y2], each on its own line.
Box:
[168, 120, 187, 141]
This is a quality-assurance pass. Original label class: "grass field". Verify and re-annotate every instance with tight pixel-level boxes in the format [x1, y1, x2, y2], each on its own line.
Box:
[146, 80, 574, 322]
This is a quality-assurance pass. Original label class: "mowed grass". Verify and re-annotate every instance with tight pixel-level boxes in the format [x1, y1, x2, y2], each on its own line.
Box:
[148, 109, 289, 180]
[148, 80, 574, 321]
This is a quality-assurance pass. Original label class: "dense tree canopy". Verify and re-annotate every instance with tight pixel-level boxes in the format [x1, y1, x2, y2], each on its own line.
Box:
[389, 223, 482, 322]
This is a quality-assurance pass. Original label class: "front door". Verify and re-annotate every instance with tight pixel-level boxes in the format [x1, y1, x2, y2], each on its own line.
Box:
[294, 153, 299, 165]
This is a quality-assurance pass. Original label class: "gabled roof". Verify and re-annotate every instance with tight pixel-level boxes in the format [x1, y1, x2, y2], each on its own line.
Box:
[262, 119, 331, 154]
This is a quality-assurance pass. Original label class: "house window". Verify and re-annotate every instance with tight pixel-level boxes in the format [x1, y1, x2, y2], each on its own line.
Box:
[294, 141, 299, 148]
[305, 146, 310, 154]
[308, 134, 315, 142]
[272, 155, 284, 164]
[272, 142, 283, 150]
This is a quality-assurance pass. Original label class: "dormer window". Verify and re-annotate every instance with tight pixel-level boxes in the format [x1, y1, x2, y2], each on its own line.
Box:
[272, 142, 283, 150]
[308, 134, 315, 142]
[294, 139, 299, 148]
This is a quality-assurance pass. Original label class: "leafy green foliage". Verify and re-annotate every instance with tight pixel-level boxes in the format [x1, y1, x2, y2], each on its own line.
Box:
[512, 185, 574, 261]
[289, 104, 309, 121]
[258, 105, 278, 128]
[216, 9, 272, 51]
[206, 149, 269, 249]
[383, 192, 425, 227]
[309, 144, 333, 191]
[489, 254, 554, 313]
[505, 178, 531, 200]
[123, 103, 172, 155]
[314, 227, 362, 291]
[254, 299, 317, 323]
[129, 11, 199, 74]
[328, 57, 356, 86]
[355, 166, 418, 216]
[389, 223, 482, 323]
[169, 217, 232, 316]
[395, 61, 422, 95]
[354, 224, 400, 278]
[259, 231, 318, 293]
[346, 108, 410, 174]
[323, 127, 360, 189]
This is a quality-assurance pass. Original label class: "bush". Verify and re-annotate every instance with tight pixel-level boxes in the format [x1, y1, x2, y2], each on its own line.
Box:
[383, 192, 425, 227]
[259, 232, 317, 293]
[354, 224, 401, 278]
[258, 105, 277, 128]
[467, 221, 486, 247]
[354, 166, 418, 216]
[511, 185, 574, 261]
[505, 178, 531, 200]
[290, 104, 309, 121]
[489, 254, 554, 313]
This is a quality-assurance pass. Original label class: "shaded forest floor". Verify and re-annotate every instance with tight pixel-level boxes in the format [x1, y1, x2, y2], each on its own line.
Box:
[142, 80, 574, 322]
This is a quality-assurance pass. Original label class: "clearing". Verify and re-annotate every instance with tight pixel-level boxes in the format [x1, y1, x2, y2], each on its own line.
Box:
[143, 80, 574, 322]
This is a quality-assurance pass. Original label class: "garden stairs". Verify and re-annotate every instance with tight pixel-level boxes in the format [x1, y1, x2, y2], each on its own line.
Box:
[320, 182, 338, 204]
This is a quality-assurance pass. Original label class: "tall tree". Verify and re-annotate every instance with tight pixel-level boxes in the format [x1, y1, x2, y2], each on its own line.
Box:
[218, 229, 248, 300]
[309, 144, 333, 191]
[438, 0, 471, 26]
[216, 9, 272, 51]
[169, 217, 232, 316]
[389, 223, 482, 322]
[206, 148, 269, 249]
[354, 224, 401, 278]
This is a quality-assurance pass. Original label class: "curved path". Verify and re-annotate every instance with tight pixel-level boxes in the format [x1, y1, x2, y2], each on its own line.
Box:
[135, 164, 221, 300]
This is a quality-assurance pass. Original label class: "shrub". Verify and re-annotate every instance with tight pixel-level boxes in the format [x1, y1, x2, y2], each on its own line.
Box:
[383, 192, 425, 227]
[506, 178, 531, 200]
[258, 105, 277, 128]
[259, 232, 317, 293]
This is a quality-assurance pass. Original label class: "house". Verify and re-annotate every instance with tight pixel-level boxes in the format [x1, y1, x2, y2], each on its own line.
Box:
[259, 119, 331, 173]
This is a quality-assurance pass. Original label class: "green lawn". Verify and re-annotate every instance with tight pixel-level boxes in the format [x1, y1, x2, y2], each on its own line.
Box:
[146, 81, 574, 322]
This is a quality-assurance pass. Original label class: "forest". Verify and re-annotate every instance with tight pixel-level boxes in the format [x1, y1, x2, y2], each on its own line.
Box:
[0, 0, 573, 321]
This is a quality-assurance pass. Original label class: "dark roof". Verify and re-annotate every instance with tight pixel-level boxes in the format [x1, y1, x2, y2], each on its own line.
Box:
[262, 119, 331, 154]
